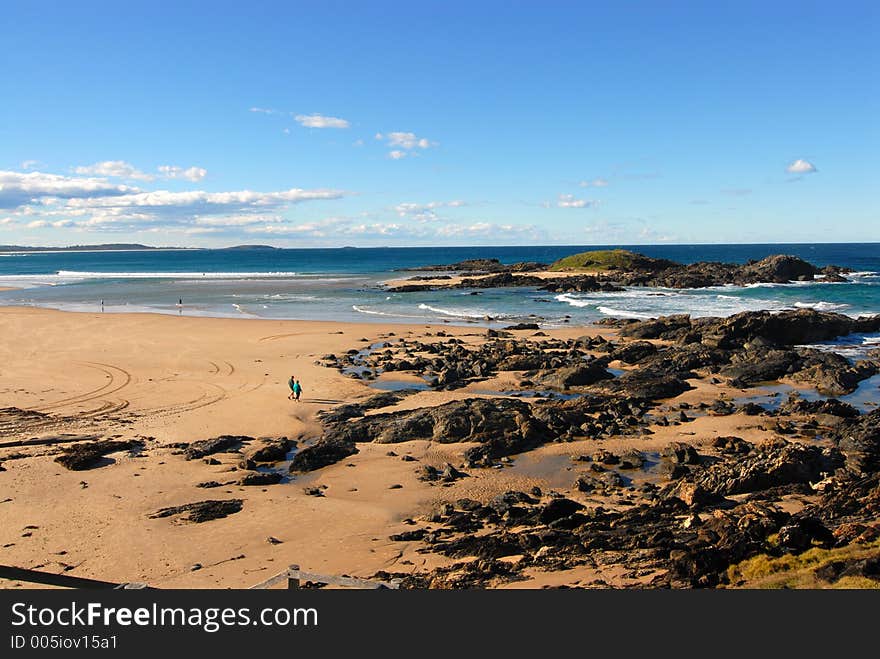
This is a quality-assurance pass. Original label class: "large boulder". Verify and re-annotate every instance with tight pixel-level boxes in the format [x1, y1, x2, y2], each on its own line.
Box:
[833, 410, 880, 475]
[687, 439, 841, 497]
[244, 438, 293, 463]
[184, 435, 251, 460]
[289, 437, 358, 473]
[55, 439, 143, 471]
[596, 367, 691, 400]
[742, 255, 816, 283]
[695, 310, 880, 349]
[539, 362, 613, 390]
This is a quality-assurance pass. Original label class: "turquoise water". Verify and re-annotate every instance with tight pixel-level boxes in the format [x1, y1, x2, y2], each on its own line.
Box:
[0, 243, 877, 327]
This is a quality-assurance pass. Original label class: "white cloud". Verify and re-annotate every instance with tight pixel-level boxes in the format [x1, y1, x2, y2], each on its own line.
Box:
[62, 188, 344, 211]
[240, 217, 542, 245]
[579, 178, 609, 188]
[0, 170, 136, 209]
[552, 194, 594, 209]
[2, 166, 347, 234]
[394, 200, 467, 222]
[75, 160, 154, 181]
[20, 160, 43, 170]
[74, 161, 208, 182]
[352, 139, 364, 147]
[157, 165, 207, 182]
[294, 113, 350, 129]
[249, 107, 280, 115]
[786, 158, 817, 174]
[385, 132, 434, 149]
[193, 214, 284, 227]
[376, 131, 436, 158]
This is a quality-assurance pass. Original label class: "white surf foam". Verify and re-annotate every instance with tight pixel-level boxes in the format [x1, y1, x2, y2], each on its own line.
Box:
[554, 293, 592, 308]
[597, 306, 656, 319]
[793, 301, 850, 312]
[352, 304, 424, 319]
[417, 303, 508, 319]
[55, 270, 301, 279]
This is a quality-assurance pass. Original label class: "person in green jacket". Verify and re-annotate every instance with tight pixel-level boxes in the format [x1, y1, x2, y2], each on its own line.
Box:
[292, 379, 303, 402]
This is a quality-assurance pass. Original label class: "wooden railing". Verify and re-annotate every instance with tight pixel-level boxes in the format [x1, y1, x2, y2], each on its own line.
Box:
[0, 563, 398, 590]
[0, 564, 148, 589]
[249, 564, 401, 590]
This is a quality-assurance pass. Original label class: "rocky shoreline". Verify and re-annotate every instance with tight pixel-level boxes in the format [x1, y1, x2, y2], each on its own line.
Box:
[387, 252, 853, 293]
[287, 309, 880, 588]
[1, 307, 876, 589]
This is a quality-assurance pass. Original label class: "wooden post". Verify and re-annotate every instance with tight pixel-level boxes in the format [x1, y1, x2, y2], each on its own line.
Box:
[287, 564, 301, 589]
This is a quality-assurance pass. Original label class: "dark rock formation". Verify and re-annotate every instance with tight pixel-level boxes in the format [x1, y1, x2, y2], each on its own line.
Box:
[239, 471, 284, 486]
[245, 438, 293, 463]
[416, 463, 468, 483]
[621, 310, 880, 348]
[54, 439, 143, 471]
[668, 439, 841, 500]
[397, 258, 548, 273]
[595, 367, 691, 400]
[184, 435, 250, 460]
[538, 362, 613, 389]
[661, 442, 701, 465]
[289, 438, 358, 473]
[317, 390, 420, 424]
[148, 499, 243, 523]
[832, 409, 880, 475]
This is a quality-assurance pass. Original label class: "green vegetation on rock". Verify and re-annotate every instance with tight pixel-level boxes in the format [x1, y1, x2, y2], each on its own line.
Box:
[726, 539, 880, 589]
[549, 249, 677, 272]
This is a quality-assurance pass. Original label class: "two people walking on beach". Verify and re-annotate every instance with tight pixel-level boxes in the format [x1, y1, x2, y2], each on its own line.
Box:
[288, 375, 303, 402]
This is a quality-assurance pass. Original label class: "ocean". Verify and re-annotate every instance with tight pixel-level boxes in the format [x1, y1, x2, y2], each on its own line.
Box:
[1, 243, 878, 329]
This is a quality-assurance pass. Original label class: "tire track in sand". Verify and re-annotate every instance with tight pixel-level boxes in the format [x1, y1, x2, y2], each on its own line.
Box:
[30, 362, 133, 413]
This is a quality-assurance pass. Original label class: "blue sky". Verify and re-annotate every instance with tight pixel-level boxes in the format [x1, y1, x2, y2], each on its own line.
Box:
[1, 1, 877, 247]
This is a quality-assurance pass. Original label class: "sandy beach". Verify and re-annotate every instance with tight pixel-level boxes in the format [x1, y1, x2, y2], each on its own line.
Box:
[5, 305, 857, 589]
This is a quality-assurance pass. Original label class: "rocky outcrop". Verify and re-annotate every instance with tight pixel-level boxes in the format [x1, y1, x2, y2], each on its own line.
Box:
[832, 410, 880, 475]
[594, 367, 692, 400]
[664, 439, 841, 501]
[537, 362, 613, 389]
[148, 499, 243, 523]
[289, 438, 358, 473]
[389, 253, 847, 292]
[244, 438, 293, 463]
[238, 471, 284, 486]
[328, 335, 609, 391]
[310, 395, 651, 470]
[324, 398, 541, 446]
[54, 439, 143, 470]
[317, 390, 420, 424]
[184, 435, 250, 460]
[628, 310, 880, 349]
[396, 259, 549, 273]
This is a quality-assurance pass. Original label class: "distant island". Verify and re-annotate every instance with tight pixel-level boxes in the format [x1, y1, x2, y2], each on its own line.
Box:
[219, 244, 280, 251]
[0, 243, 187, 253]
